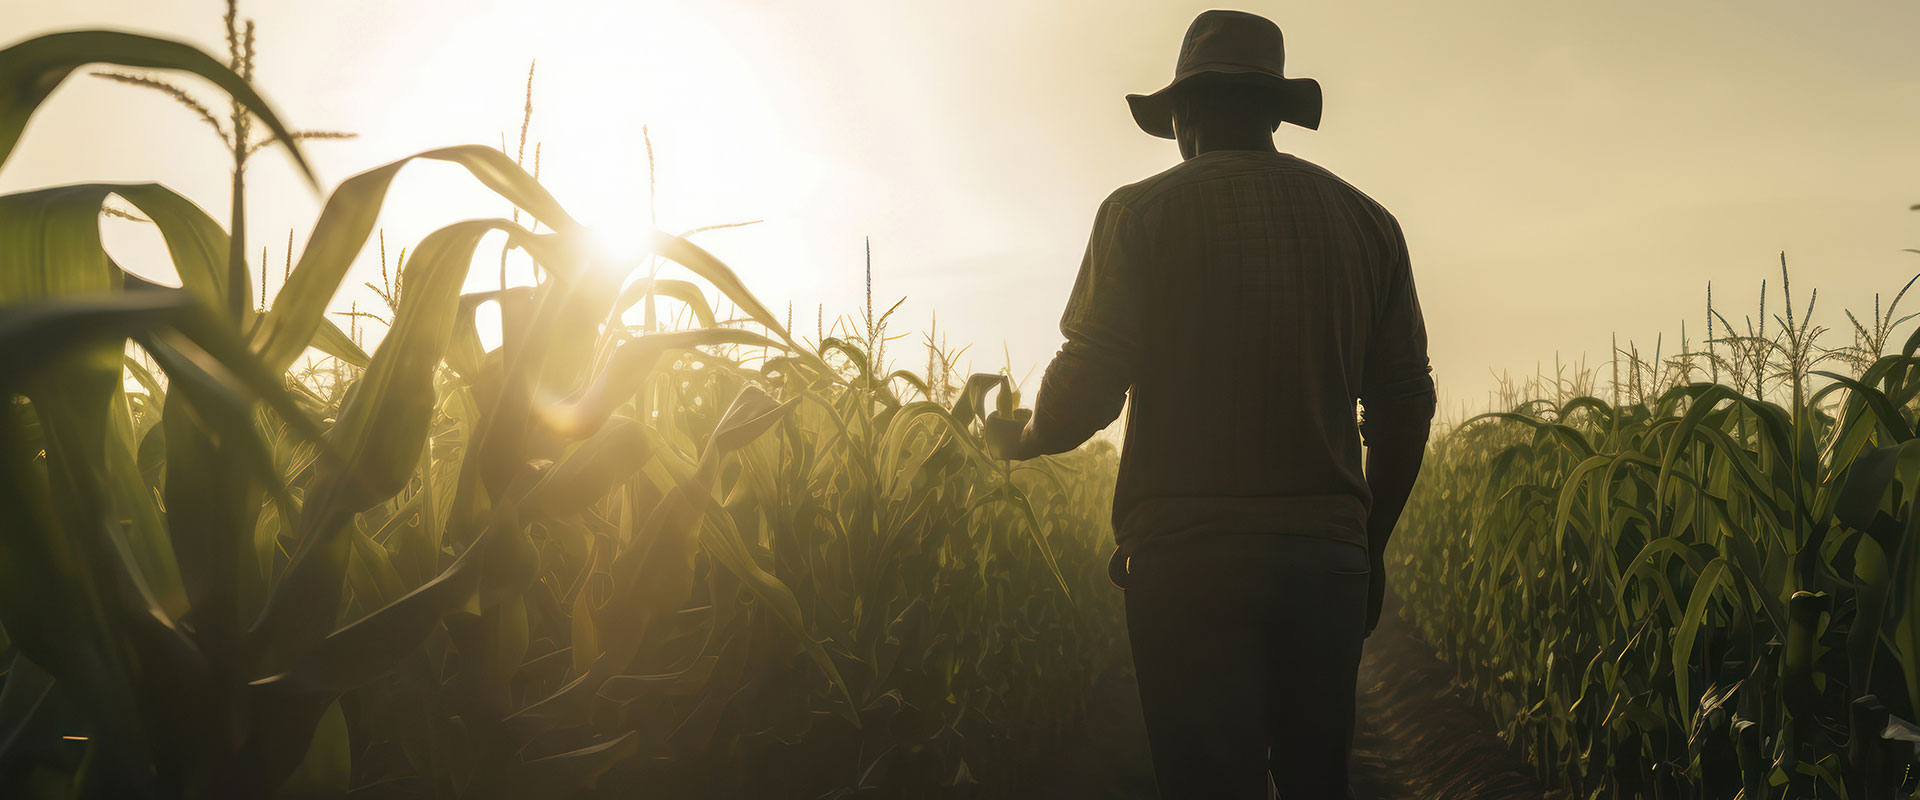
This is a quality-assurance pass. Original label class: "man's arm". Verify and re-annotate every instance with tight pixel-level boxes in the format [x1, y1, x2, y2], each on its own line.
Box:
[1357, 215, 1436, 633]
[996, 199, 1140, 460]
[1359, 412, 1429, 632]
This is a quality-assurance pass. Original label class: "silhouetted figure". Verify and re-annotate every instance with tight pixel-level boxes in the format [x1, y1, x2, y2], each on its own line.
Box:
[985, 10, 1436, 799]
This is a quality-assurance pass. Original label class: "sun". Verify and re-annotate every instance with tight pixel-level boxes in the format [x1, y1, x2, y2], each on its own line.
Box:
[585, 224, 653, 278]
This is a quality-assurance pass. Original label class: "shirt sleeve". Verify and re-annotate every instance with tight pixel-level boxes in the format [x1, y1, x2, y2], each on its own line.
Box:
[1358, 214, 1436, 446]
[1028, 197, 1141, 455]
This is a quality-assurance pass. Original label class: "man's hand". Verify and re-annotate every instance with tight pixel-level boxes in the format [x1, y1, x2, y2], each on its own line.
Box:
[984, 408, 1033, 461]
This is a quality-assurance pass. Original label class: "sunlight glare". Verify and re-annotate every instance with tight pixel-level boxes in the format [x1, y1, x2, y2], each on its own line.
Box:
[586, 224, 653, 280]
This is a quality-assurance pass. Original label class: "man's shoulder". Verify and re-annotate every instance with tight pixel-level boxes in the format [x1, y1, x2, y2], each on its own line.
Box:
[1282, 156, 1391, 213]
[1106, 153, 1395, 225]
[1103, 160, 1201, 209]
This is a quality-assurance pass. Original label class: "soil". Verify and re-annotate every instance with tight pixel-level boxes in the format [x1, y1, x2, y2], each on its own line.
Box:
[1022, 588, 1566, 800]
[1347, 589, 1569, 800]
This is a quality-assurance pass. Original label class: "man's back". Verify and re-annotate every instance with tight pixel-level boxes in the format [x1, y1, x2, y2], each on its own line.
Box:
[1071, 150, 1433, 554]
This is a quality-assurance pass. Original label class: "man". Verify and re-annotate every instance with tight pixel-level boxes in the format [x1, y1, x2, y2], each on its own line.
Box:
[984, 10, 1436, 799]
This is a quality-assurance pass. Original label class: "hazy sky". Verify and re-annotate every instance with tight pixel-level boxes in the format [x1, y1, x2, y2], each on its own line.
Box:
[6, 1, 1919, 419]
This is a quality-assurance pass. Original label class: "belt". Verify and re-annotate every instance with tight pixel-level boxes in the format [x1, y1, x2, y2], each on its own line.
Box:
[1108, 493, 1369, 590]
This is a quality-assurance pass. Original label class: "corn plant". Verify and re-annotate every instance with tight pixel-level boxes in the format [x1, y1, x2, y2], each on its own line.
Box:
[0, 19, 1125, 800]
[1394, 266, 1920, 799]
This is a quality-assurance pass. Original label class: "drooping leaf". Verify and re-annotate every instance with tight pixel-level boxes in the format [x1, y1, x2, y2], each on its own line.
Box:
[0, 30, 316, 185]
[253, 219, 540, 662]
[253, 147, 579, 373]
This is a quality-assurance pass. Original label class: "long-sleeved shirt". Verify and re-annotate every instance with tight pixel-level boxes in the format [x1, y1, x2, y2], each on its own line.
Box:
[1028, 149, 1436, 555]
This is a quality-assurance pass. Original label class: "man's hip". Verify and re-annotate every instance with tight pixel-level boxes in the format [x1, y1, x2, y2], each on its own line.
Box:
[1113, 493, 1369, 566]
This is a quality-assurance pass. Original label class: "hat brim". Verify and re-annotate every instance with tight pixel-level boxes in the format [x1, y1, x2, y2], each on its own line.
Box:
[1126, 71, 1323, 139]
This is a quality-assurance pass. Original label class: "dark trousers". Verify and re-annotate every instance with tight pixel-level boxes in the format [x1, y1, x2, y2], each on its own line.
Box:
[1116, 533, 1370, 800]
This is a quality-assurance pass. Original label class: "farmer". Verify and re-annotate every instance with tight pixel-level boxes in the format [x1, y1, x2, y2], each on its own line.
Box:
[984, 10, 1436, 799]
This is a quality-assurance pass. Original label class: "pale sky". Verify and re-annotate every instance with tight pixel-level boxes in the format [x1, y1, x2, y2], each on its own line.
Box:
[6, 0, 1920, 419]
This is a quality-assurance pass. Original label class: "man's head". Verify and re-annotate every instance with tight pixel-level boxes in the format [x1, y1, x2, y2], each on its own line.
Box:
[1126, 10, 1321, 152]
[1169, 73, 1287, 159]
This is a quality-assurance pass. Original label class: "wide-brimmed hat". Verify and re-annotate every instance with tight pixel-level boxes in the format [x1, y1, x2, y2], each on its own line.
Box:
[1126, 10, 1322, 139]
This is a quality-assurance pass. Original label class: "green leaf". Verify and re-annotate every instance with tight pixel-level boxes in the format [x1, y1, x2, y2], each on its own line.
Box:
[0, 654, 58, 773]
[252, 219, 546, 663]
[108, 183, 245, 321]
[0, 30, 316, 186]
[707, 385, 800, 454]
[1672, 557, 1734, 719]
[521, 418, 655, 518]
[613, 278, 717, 328]
[0, 185, 356, 370]
[309, 317, 368, 368]
[527, 326, 787, 444]
[272, 701, 350, 799]
[254, 525, 496, 693]
[701, 488, 858, 723]
[509, 731, 641, 794]
[0, 292, 192, 380]
[105, 388, 185, 618]
[0, 185, 116, 303]
[648, 232, 835, 376]
[252, 147, 579, 373]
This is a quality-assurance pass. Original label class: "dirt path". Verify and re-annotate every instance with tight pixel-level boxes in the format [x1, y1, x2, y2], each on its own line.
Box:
[1348, 589, 1565, 800]
[1025, 588, 1561, 799]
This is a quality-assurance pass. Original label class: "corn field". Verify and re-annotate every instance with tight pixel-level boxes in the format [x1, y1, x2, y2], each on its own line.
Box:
[10, 8, 1920, 800]
[0, 22, 1129, 800]
[1393, 264, 1920, 798]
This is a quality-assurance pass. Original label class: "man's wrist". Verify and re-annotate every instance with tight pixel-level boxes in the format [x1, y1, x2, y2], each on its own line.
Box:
[1014, 425, 1046, 460]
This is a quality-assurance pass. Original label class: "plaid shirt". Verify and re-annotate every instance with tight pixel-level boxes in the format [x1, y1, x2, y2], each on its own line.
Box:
[1029, 149, 1435, 554]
